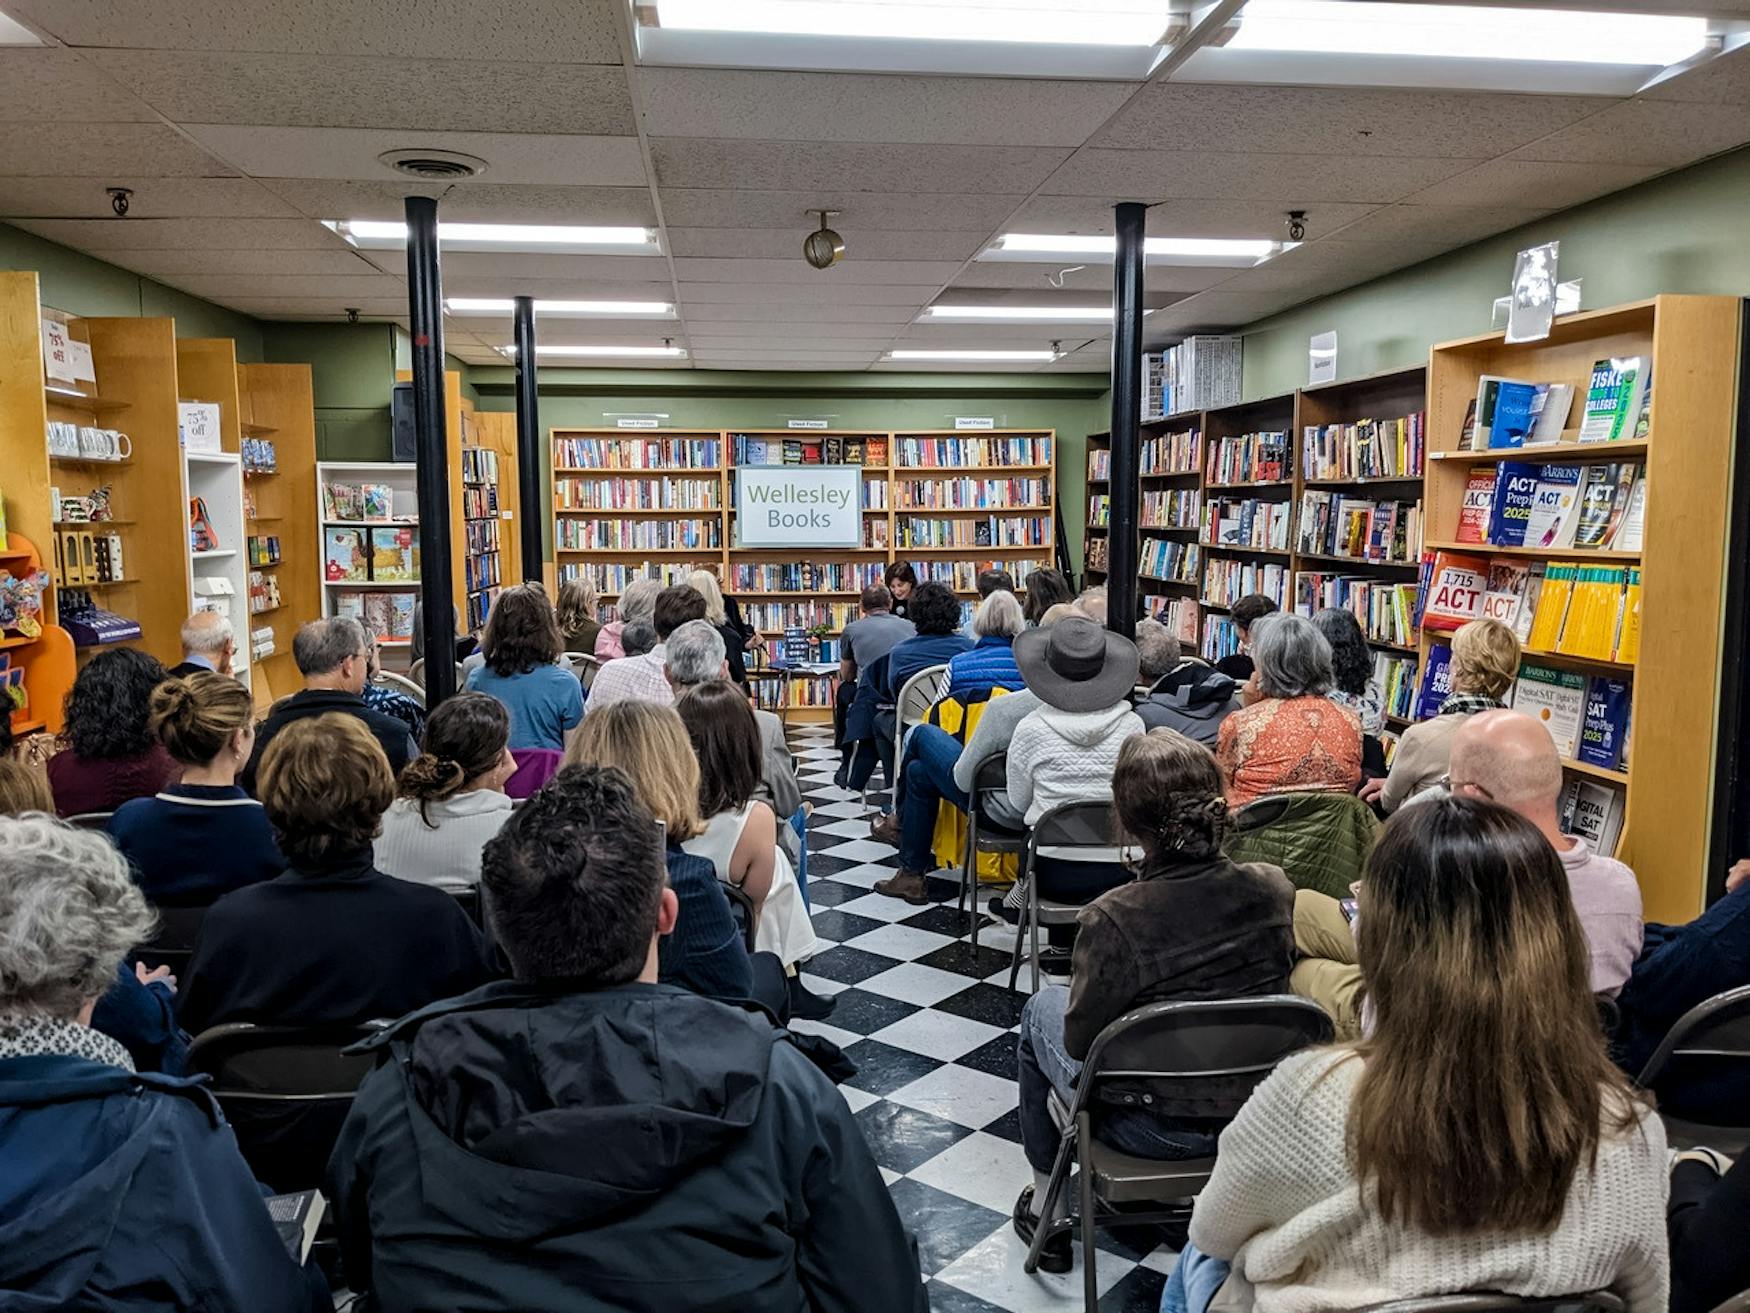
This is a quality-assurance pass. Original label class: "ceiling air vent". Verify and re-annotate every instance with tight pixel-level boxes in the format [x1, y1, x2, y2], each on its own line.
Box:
[377, 149, 487, 180]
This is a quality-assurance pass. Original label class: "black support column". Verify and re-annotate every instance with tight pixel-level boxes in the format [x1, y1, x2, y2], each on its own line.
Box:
[1106, 200, 1146, 641]
[406, 195, 458, 705]
[513, 295, 545, 583]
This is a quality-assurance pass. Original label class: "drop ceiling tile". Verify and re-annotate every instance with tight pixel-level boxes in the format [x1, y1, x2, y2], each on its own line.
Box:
[947, 263, 1234, 294]
[679, 302, 918, 324]
[6, 0, 625, 63]
[1002, 196, 1383, 240]
[183, 125, 646, 186]
[157, 273, 408, 300]
[443, 319, 681, 343]
[891, 325, 1102, 349]
[868, 357, 1045, 371]
[650, 139, 1072, 195]
[1149, 288, 1316, 323]
[1639, 43, 1750, 103]
[0, 123, 238, 179]
[438, 277, 676, 301]
[88, 50, 636, 136]
[8, 216, 346, 250]
[407, 252, 666, 281]
[667, 227, 989, 261]
[1317, 203, 1552, 245]
[677, 283, 936, 306]
[0, 176, 298, 219]
[690, 349, 882, 362]
[1208, 239, 1450, 293]
[638, 69, 1136, 147]
[686, 335, 897, 350]
[679, 320, 911, 340]
[1403, 157, 1666, 209]
[1039, 149, 1476, 203]
[1091, 83, 1612, 157]
[117, 247, 383, 277]
[670, 257, 965, 286]
[1504, 99, 1750, 167]
[693, 358, 869, 371]
[260, 179, 658, 225]
[0, 50, 157, 121]
[657, 188, 1026, 232]
[221, 297, 411, 317]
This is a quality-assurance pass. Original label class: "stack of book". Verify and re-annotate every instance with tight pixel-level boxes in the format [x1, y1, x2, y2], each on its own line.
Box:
[1206, 431, 1289, 485]
[1302, 413, 1426, 481]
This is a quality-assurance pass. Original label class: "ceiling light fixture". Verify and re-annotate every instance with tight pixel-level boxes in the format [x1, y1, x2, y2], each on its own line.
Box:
[922, 305, 1147, 322]
[503, 344, 688, 358]
[886, 349, 1060, 362]
[651, 0, 1171, 46]
[1229, 1, 1710, 66]
[326, 220, 659, 254]
[0, 9, 40, 44]
[982, 233, 1286, 266]
[447, 298, 675, 317]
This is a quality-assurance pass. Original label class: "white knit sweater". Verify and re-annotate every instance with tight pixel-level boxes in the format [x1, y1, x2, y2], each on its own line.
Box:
[1189, 1049, 1670, 1313]
[1004, 702, 1144, 826]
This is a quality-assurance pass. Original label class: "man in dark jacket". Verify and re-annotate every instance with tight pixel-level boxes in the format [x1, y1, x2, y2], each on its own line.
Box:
[1135, 655, 1243, 746]
[328, 765, 926, 1313]
[241, 616, 416, 795]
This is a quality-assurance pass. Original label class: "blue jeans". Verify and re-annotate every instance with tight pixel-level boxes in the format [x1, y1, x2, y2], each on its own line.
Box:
[1161, 1243, 1231, 1313]
[1016, 985, 1220, 1174]
[789, 808, 809, 909]
[896, 724, 969, 872]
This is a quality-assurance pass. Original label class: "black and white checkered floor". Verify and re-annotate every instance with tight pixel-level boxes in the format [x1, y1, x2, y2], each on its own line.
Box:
[786, 722, 1180, 1313]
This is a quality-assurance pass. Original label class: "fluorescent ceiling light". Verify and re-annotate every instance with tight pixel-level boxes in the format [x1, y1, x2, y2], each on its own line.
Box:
[921, 305, 1157, 322]
[984, 233, 1285, 267]
[651, 0, 1170, 46]
[1230, 1, 1710, 66]
[887, 349, 1059, 362]
[326, 220, 658, 253]
[447, 297, 675, 317]
[0, 9, 40, 43]
[504, 344, 687, 358]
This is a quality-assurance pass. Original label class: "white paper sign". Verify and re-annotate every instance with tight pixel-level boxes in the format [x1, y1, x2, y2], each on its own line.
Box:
[65, 339, 96, 382]
[179, 401, 223, 452]
[1308, 331, 1338, 386]
[955, 416, 996, 429]
[735, 465, 862, 548]
[616, 417, 660, 428]
[41, 318, 75, 382]
[1506, 240, 1559, 344]
[787, 419, 829, 430]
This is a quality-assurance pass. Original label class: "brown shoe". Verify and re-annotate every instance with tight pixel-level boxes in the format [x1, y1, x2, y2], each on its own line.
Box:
[868, 812, 901, 846]
[872, 869, 931, 905]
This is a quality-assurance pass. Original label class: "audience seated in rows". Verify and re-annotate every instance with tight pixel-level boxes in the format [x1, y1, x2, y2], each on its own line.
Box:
[1312, 606, 1385, 739]
[687, 568, 750, 690]
[594, 577, 660, 662]
[945, 586, 1025, 701]
[1167, 795, 1668, 1313]
[564, 700, 770, 1011]
[1292, 708, 1643, 1038]
[168, 608, 237, 679]
[994, 616, 1144, 924]
[47, 647, 178, 817]
[464, 583, 584, 752]
[556, 576, 602, 657]
[327, 765, 925, 1313]
[375, 692, 516, 892]
[361, 634, 426, 742]
[1362, 616, 1519, 812]
[1216, 613, 1361, 808]
[587, 584, 707, 714]
[677, 680, 828, 1019]
[1133, 620, 1242, 745]
[110, 670, 285, 906]
[1213, 593, 1277, 683]
[1023, 567, 1075, 625]
[0, 815, 331, 1311]
[833, 583, 915, 770]
[243, 617, 417, 795]
[1615, 856, 1750, 1121]
[842, 580, 973, 794]
[667, 619, 805, 871]
[1013, 729, 1296, 1273]
[959, 568, 1015, 639]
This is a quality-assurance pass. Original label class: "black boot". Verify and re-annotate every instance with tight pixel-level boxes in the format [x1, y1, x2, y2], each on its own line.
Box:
[787, 973, 837, 1021]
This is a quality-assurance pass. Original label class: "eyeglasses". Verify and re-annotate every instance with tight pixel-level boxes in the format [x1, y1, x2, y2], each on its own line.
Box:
[1441, 776, 1494, 800]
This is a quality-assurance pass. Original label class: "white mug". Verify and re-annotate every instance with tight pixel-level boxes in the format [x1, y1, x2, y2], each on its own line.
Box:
[104, 431, 133, 460]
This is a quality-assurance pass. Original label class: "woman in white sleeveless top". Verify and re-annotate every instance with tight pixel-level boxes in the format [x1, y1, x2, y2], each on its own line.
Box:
[676, 682, 820, 971]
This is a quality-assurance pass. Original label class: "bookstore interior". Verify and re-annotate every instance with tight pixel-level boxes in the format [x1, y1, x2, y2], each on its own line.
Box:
[6, 3, 1750, 1309]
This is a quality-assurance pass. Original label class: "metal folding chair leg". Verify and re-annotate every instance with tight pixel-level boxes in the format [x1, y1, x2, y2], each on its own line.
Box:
[1078, 1115, 1100, 1312]
[1023, 1127, 1078, 1275]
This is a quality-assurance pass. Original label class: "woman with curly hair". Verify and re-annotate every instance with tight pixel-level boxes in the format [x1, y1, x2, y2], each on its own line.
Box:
[465, 583, 584, 752]
[1312, 606, 1384, 737]
[1011, 727, 1297, 1273]
[46, 647, 177, 817]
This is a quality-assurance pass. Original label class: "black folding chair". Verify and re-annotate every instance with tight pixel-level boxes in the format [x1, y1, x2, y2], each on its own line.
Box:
[1026, 995, 1334, 1311]
[1008, 800, 1125, 994]
[957, 752, 1026, 950]
[721, 880, 759, 953]
[1705, 1291, 1750, 1313]
[1357, 1295, 1626, 1312]
[186, 1021, 391, 1194]
[1635, 982, 1750, 1153]
[136, 903, 207, 976]
[65, 811, 113, 831]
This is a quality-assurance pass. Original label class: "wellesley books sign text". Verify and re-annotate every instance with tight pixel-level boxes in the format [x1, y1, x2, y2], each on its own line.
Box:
[735, 465, 863, 548]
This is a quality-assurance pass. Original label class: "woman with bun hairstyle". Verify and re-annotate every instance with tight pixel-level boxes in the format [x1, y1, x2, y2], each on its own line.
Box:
[109, 671, 285, 907]
[375, 692, 516, 891]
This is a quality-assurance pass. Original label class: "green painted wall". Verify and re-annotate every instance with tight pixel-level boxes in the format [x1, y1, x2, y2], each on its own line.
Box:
[260, 321, 399, 459]
[1239, 145, 1750, 398]
[0, 222, 264, 359]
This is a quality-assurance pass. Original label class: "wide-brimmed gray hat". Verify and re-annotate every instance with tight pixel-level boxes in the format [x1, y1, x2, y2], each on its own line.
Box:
[1013, 616, 1140, 713]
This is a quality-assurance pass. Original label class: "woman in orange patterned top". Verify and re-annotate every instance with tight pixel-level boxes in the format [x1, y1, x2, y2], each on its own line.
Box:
[1216, 612, 1362, 808]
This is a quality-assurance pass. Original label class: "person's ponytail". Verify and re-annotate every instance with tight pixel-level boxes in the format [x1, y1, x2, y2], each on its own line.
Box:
[397, 692, 511, 827]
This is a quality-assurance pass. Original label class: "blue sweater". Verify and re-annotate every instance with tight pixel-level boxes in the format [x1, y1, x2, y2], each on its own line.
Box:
[109, 783, 286, 907]
[946, 635, 1023, 701]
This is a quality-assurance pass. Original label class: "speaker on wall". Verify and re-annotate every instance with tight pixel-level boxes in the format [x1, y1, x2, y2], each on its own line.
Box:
[391, 382, 416, 463]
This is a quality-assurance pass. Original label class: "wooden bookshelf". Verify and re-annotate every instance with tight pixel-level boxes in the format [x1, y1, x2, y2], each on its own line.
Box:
[473, 411, 521, 586]
[1083, 430, 1110, 587]
[459, 410, 508, 633]
[238, 361, 319, 709]
[1423, 295, 1743, 922]
[1196, 392, 1298, 666]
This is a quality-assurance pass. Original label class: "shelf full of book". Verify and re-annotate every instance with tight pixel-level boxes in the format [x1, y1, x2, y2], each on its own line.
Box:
[1417, 295, 1743, 922]
[317, 462, 423, 654]
[1084, 431, 1110, 588]
[460, 427, 503, 633]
